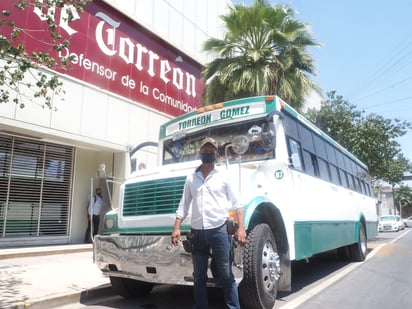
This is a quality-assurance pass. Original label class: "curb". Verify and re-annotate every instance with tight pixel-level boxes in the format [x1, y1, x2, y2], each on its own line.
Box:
[4, 284, 114, 309]
[0, 244, 93, 260]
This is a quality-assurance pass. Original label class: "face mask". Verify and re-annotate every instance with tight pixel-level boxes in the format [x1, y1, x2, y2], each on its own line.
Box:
[200, 152, 216, 164]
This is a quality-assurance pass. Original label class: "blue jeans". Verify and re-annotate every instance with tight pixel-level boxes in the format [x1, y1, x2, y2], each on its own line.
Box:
[84, 214, 100, 243]
[192, 223, 240, 309]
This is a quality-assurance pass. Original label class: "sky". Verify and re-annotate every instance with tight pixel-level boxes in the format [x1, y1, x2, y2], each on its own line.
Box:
[231, 0, 412, 165]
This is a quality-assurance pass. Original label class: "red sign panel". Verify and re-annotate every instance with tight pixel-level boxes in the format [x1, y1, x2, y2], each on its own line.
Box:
[1, 0, 204, 116]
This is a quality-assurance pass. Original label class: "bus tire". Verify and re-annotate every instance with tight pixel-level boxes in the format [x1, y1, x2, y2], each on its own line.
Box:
[348, 222, 367, 262]
[337, 245, 351, 261]
[109, 276, 154, 298]
[239, 223, 280, 309]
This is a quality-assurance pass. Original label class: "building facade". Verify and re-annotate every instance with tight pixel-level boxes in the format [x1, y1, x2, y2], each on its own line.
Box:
[0, 0, 230, 247]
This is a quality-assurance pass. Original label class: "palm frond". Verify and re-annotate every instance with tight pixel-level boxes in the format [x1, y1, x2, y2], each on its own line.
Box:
[202, 1, 321, 110]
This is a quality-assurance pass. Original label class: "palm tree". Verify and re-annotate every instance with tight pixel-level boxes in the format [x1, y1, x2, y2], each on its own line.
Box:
[202, 0, 321, 110]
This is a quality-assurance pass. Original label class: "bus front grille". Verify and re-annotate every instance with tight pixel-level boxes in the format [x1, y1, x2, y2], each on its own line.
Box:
[122, 176, 186, 217]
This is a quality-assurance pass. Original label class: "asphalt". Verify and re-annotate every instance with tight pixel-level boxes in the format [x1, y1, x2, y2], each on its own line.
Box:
[0, 244, 113, 309]
[0, 237, 386, 309]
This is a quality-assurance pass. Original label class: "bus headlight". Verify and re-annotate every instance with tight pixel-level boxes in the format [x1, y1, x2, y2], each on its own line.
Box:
[105, 217, 115, 229]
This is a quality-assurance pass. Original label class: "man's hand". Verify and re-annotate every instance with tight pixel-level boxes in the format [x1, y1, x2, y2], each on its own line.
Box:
[171, 217, 183, 245]
[234, 207, 247, 245]
[235, 226, 247, 246]
[171, 228, 181, 245]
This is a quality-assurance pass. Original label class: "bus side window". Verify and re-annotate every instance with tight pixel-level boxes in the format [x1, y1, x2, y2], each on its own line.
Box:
[330, 163, 341, 185]
[302, 150, 316, 176]
[302, 149, 320, 177]
[366, 182, 372, 196]
[354, 177, 362, 193]
[291, 153, 302, 170]
[318, 157, 330, 181]
[347, 173, 356, 190]
[288, 138, 303, 171]
[339, 169, 349, 188]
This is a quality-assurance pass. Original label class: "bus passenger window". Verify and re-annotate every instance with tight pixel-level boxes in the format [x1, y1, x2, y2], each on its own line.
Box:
[347, 174, 355, 190]
[302, 150, 314, 175]
[318, 158, 330, 181]
[291, 153, 302, 170]
[288, 138, 303, 171]
[339, 169, 349, 188]
[330, 164, 341, 185]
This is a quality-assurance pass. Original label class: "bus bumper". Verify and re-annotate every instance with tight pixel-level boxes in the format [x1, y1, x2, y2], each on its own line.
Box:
[94, 234, 244, 286]
[93, 234, 197, 285]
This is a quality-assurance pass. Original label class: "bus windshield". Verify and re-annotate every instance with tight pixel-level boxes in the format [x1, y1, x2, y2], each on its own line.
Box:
[162, 117, 276, 165]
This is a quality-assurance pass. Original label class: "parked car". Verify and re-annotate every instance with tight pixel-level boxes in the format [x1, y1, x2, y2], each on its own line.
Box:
[378, 215, 399, 232]
[404, 216, 412, 228]
[395, 215, 405, 230]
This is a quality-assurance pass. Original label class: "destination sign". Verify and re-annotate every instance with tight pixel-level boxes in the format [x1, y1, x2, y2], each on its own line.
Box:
[165, 102, 267, 136]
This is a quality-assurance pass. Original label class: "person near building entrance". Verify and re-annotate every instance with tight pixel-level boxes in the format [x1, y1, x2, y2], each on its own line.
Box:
[84, 187, 106, 243]
[171, 137, 247, 309]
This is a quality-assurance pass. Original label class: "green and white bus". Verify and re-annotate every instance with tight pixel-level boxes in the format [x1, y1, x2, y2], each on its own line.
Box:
[94, 95, 378, 309]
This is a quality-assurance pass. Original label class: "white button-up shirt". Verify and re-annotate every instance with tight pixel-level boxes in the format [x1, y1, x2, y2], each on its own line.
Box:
[88, 195, 105, 216]
[176, 166, 242, 230]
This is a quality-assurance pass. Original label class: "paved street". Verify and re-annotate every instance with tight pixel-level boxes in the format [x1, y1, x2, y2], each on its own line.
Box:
[1, 230, 411, 309]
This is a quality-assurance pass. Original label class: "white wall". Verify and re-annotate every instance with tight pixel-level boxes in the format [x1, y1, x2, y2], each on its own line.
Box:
[70, 148, 114, 243]
[103, 0, 231, 64]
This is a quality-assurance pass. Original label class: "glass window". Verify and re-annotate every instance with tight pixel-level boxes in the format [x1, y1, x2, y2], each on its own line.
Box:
[361, 181, 368, 195]
[163, 118, 276, 165]
[298, 124, 315, 153]
[344, 156, 354, 174]
[330, 164, 341, 185]
[336, 150, 346, 169]
[0, 134, 73, 238]
[288, 138, 304, 171]
[283, 115, 299, 140]
[365, 182, 372, 196]
[313, 134, 327, 160]
[351, 160, 359, 178]
[347, 174, 355, 190]
[339, 169, 349, 188]
[318, 158, 330, 181]
[326, 143, 337, 165]
[354, 177, 362, 193]
[303, 150, 317, 176]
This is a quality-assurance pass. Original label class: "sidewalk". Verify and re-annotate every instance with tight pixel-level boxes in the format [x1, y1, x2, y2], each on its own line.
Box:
[0, 244, 113, 309]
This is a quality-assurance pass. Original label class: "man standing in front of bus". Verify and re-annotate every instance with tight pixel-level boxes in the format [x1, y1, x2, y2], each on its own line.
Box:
[171, 137, 247, 309]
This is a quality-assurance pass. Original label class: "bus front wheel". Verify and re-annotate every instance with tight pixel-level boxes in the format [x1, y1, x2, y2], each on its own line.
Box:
[239, 223, 280, 309]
